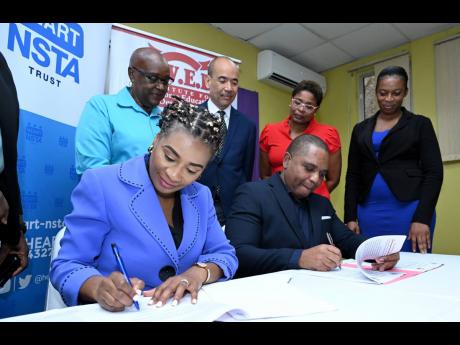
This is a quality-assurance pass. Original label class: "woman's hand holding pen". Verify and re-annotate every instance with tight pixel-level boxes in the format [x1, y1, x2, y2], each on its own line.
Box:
[144, 266, 207, 307]
[80, 272, 144, 312]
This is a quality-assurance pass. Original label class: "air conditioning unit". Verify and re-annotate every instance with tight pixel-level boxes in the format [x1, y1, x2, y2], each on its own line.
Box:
[257, 50, 326, 94]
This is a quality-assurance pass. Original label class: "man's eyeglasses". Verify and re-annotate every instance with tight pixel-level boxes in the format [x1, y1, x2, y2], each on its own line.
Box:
[131, 66, 174, 86]
[291, 98, 319, 113]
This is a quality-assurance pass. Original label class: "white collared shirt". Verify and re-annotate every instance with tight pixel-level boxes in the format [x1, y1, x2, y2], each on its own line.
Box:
[207, 99, 231, 128]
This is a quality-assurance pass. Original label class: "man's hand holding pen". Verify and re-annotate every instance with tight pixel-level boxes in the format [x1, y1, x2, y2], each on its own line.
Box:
[298, 244, 343, 271]
[326, 232, 342, 270]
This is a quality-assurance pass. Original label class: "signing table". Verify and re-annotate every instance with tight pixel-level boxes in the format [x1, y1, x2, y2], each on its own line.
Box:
[2, 252, 460, 322]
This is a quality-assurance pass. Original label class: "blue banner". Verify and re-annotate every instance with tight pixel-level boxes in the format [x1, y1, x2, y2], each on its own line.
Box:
[0, 23, 111, 317]
[0, 110, 77, 317]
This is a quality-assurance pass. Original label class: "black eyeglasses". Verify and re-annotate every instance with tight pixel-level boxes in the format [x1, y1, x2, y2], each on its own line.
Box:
[130, 66, 174, 86]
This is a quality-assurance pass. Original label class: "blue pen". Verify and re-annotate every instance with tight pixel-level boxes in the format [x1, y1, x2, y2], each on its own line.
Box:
[111, 243, 140, 311]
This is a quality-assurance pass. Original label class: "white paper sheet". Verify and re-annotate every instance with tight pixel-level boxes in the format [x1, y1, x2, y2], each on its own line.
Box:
[291, 265, 404, 284]
[1, 294, 244, 322]
[202, 273, 336, 320]
[355, 235, 406, 283]
[394, 260, 443, 272]
[3, 273, 336, 322]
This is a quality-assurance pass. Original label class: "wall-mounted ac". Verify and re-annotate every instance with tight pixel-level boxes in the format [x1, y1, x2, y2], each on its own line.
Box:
[257, 50, 326, 94]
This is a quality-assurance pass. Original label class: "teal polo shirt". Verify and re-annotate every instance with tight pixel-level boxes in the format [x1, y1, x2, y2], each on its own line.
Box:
[75, 87, 161, 175]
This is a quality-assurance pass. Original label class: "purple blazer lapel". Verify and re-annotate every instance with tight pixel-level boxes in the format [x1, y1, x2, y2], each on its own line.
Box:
[177, 183, 200, 259]
[119, 156, 179, 266]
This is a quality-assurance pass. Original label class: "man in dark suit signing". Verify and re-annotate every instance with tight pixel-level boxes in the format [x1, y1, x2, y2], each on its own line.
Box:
[199, 56, 257, 226]
[226, 134, 399, 278]
[0, 52, 28, 280]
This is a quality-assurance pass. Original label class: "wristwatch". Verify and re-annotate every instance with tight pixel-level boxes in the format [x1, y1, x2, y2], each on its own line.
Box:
[194, 262, 211, 284]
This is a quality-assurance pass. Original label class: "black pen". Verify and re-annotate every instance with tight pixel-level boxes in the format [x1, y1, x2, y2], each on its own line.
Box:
[111, 243, 140, 311]
[326, 232, 341, 270]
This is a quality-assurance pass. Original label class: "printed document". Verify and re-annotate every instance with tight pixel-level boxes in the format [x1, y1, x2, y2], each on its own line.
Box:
[354, 235, 406, 283]
[1, 294, 244, 322]
[2, 272, 336, 322]
[202, 272, 336, 320]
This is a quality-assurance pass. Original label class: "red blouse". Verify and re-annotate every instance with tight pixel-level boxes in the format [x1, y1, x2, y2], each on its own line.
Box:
[259, 116, 341, 199]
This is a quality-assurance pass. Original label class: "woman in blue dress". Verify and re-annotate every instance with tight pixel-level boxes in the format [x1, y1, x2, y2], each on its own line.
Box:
[344, 66, 443, 253]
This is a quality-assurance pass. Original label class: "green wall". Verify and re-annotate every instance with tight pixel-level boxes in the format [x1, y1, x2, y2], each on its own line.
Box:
[321, 25, 460, 255]
[125, 23, 460, 254]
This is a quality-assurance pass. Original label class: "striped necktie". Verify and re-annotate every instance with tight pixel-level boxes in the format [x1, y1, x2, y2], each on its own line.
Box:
[215, 110, 227, 198]
[216, 110, 227, 156]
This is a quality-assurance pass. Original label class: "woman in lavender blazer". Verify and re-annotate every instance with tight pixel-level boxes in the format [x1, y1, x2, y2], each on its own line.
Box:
[51, 97, 237, 311]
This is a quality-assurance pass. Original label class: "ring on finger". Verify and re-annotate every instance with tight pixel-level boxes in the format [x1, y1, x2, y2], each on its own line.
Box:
[180, 278, 190, 287]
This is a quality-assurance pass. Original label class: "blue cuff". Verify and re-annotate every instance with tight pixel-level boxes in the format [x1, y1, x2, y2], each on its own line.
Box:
[288, 249, 302, 269]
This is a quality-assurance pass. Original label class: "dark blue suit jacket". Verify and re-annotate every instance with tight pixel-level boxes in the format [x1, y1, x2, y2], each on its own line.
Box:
[199, 102, 257, 219]
[226, 173, 366, 278]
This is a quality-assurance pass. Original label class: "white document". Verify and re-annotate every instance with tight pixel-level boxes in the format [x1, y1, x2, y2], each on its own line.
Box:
[355, 235, 406, 284]
[3, 273, 336, 322]
[292, 236, 407, 285]
[394, 260, 443, 272]
[1, 295, 245, 322]
[201, 273, 336, 320]
[294, 264, 405, 285]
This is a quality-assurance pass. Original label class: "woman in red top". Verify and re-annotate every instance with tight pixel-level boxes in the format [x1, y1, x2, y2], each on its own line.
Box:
[259, 80, 341, 199]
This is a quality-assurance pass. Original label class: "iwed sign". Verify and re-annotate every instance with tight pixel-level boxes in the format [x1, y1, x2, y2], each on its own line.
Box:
[107, 23, 240, 107]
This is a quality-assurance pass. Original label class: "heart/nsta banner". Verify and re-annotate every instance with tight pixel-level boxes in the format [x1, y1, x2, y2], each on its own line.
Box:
[0, 23, 111, 317]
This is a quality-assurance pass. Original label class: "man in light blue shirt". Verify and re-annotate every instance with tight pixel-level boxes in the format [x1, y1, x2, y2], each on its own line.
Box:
[75, 47, 172, 175]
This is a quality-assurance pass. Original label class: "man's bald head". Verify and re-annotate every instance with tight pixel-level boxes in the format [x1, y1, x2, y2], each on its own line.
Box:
[130, 47, 168, 67]
[282, 134, 329, 200]
[287, 134, 328, 158]
[207, 56, 239, 77]
[128, 47, 170, 113]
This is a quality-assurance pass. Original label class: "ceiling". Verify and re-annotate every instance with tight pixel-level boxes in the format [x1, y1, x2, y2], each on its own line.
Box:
[209, 23, 458, 72]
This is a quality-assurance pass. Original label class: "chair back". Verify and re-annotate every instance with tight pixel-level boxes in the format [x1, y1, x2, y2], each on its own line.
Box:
[45, 227, 67, 310]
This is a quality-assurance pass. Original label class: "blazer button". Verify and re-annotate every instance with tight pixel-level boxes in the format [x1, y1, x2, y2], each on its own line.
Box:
[159, 265, 176, 281]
